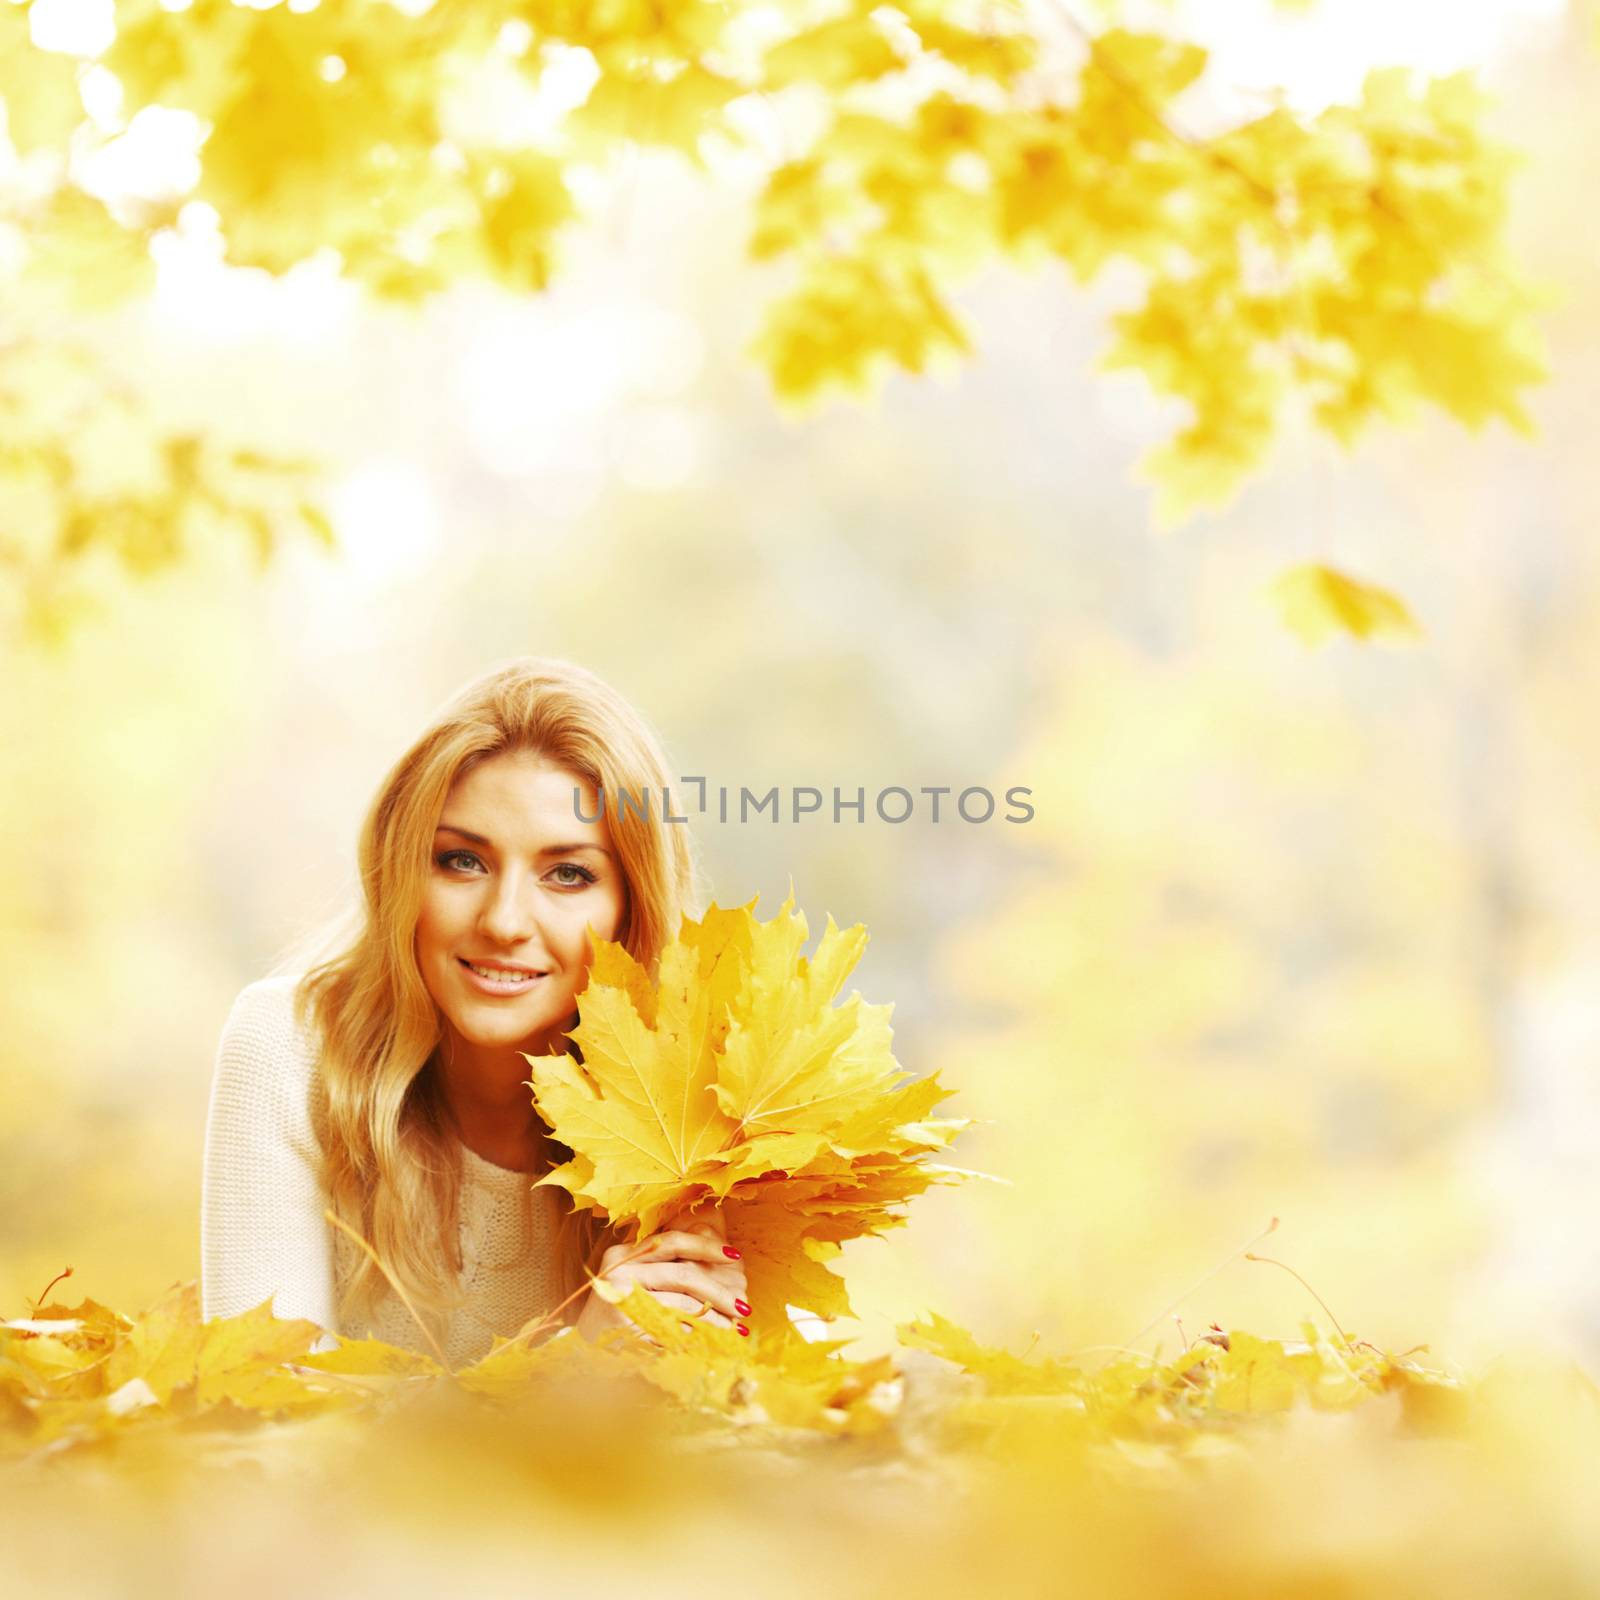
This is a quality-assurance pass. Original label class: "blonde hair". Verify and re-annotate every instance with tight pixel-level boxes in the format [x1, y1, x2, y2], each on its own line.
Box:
[276, 657, 702, 1352]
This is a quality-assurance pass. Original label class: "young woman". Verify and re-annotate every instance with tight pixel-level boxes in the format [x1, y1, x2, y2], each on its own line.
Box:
[200, 657, 751, 1366]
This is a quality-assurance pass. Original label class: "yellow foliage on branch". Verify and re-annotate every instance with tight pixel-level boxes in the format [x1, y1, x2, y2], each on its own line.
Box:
[0, 0, 1547, 573]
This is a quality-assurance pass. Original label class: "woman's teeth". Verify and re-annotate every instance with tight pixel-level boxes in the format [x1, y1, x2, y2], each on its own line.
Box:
[463, 961, 543, 986]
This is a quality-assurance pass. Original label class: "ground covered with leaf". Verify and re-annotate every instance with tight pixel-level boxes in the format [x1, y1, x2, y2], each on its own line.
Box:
[6, 1273, 1599, 1597]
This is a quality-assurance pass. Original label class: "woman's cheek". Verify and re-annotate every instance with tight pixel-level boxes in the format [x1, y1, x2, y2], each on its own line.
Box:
[603, 885, 627, 943]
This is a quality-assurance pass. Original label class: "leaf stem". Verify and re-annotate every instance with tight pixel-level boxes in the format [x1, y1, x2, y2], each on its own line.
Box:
[30, 1265, 73, 1313]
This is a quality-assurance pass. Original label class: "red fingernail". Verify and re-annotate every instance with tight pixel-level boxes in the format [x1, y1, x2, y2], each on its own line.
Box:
[723, 1245, 741, 1259]
[734, 1298, 751, 1317]
[735, 1323, 749, 1337]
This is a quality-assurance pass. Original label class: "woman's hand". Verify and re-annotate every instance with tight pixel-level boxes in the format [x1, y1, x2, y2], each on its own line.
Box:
[574, 1210, 751, 1345]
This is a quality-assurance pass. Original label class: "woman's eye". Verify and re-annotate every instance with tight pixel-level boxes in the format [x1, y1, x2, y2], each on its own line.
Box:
[435, 850, 594, 885]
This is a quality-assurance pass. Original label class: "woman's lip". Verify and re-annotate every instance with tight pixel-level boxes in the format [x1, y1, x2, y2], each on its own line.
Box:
[458, 958, 549, 994]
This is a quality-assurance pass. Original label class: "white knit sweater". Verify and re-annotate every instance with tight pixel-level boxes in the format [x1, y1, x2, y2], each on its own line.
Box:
[200, 974, 566, 1366]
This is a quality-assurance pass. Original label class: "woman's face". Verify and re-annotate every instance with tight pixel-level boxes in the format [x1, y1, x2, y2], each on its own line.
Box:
[415, 750, 627, 1061]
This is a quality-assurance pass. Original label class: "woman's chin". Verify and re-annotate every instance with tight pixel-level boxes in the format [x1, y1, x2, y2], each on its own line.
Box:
[455, 1003, 569, 1049]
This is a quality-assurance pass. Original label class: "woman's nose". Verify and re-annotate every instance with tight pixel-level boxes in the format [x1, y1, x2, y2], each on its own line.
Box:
[479, 871, 543, 943]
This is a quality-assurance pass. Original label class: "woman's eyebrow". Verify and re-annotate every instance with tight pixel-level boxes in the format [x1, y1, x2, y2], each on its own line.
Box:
[436, 824, 490, 844]
[435, 825, 612, 860]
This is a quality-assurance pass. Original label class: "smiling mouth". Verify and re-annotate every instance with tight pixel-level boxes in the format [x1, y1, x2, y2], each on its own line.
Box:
[459, 958, 549, 986]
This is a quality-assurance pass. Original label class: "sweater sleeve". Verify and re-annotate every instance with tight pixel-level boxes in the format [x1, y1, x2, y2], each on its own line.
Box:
[200, 975, 340, 1348]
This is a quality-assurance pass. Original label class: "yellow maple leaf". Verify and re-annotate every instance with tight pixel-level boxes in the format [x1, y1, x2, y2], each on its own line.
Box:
[897, 1310, 1090, 1398]
[899, 3, 1037, 83]
[712, 1196, 861, 1322]
[295, 1335, 445, 1380]
[761, 14, 903, 92]
[749, 156, 874, 262]
[526, 933, 743, 1233]
[3, 1294, 130, 1431]
[567, 61, 744, 168]
[595, 1282, 901, 1434]
[470, 151, 577, 294]
[100, 1282, 333, 1415]
[453, 1325, 615, 1402]
[101, 1281, 205, 1405]
[712, 908, 897, 1136]
[751, 254, 971, 409]
[202, 1300, 333, 1407]
[1206, 1331, 1328, 1414]
[1269, 562, 1423, 646]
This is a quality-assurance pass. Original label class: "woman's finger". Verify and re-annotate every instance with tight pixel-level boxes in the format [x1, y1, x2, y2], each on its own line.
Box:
[644, 1290, 736, 1334]
[638, 1289, 739, 1338]
[662, 1208, 728, 1242]
[600, 1259, 749, 1321]
[645, 1290, 703, 1315]
[633, 1258, 749, 1310]
[626, 1230, 743, 1269]
[634, 1261, 744, 1322]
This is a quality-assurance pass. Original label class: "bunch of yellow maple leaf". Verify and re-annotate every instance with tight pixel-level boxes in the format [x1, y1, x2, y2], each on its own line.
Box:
[523, 890, 974, 1336]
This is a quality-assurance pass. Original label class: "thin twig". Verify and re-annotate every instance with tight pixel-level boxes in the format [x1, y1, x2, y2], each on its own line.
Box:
[324, 1208, 455, 1375]
[1244, 1249, 1352, 1348]
[495, 1229, 694, 1350]
[1123, 1216, 1279, 1351]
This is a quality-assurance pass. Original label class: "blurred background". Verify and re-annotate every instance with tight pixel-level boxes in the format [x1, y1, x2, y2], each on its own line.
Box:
[3, 0, 1597, 1377]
